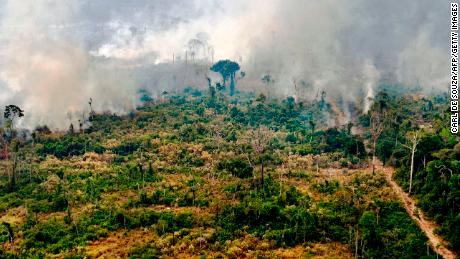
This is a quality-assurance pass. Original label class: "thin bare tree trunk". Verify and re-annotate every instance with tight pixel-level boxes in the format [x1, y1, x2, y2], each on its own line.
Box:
[372, 140, 376, 175]
[355, 229, 359, 259]
[409, 144, 415, 194]
[279, 167, 283, 197]
[403, 131, 420, 195]
[261, 159, 264, 190]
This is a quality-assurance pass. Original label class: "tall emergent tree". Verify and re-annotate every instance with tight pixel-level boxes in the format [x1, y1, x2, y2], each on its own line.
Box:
[402, 129, 422, 194]
[4, 105, 24, 135]
[3, 105, 24, 191]
[248, 126, 273, 190]
[369, 111, 384, 174]
[210, 59, 240, 96]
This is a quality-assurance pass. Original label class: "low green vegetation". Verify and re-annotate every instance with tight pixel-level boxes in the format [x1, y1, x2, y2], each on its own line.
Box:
[0, 86, 454, 258]
[365, 91, 460, 252]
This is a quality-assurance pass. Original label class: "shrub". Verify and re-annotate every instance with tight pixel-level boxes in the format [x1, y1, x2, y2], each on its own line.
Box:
[218, 158, 253, 178]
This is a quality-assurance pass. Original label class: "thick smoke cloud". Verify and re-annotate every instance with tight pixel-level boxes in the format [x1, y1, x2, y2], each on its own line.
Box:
[0, 0, 140, 129]
[0, 0, 450, 129]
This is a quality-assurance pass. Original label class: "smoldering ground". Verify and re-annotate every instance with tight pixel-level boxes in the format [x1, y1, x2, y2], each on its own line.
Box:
[0, 0, 450, 129]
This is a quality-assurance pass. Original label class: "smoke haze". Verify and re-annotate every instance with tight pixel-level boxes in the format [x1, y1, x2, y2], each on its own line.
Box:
[0, 0, 450, 129]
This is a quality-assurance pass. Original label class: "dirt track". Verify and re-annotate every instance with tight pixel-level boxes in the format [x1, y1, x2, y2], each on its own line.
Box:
[381, 165, 457, 259]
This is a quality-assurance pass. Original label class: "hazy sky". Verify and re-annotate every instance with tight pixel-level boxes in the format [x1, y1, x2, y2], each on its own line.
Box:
[0, 0, 452, 128]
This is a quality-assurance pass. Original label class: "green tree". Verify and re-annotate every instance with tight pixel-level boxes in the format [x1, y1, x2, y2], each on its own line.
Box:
[3, 105, 24, 191]
[4, 105, 24, 135]
[210, 60, 240, 96]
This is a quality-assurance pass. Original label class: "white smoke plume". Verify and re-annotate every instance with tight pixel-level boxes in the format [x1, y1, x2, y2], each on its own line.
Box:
[0, 0, 451, 129]
[0, 0, 139, 129]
